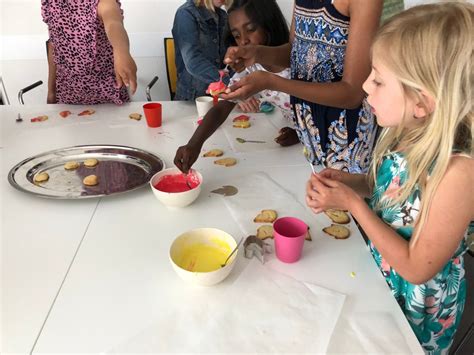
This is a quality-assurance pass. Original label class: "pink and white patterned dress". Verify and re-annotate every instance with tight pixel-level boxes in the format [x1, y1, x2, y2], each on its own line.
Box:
[41, 0, 129, 105]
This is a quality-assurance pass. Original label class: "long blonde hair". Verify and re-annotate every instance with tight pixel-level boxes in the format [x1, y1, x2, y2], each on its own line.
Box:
[195, 0, 233, 12]
[369, 1, 473, 245]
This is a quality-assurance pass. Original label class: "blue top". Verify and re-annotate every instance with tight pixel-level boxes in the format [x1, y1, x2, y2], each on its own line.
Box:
[172, 0, 229, 100]
[290, 0, 376, 173]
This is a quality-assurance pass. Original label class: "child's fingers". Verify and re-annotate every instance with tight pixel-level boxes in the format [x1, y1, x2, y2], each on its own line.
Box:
[115, 75, 124, 89]
[128, 75, 137, 95]
[315, 174, 339, 188]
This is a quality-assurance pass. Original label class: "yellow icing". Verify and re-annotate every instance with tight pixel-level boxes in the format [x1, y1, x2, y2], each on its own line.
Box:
[177, 238, 231, 272]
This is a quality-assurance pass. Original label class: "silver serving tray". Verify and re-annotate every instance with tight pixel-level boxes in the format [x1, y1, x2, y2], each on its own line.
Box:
[8, 145, 165, 199]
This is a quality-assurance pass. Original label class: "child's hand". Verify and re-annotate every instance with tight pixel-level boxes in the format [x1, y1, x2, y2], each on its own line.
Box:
[305, 173, 359, 214]
[114, 52, 137, 94]
[224, 45, 259, 73]
[174, 144, 201, 174]
[318, 168, 350, 182]
[238, 97, 260, 112]
[275, 127, 299, 146]
[221, 71, 270, 101]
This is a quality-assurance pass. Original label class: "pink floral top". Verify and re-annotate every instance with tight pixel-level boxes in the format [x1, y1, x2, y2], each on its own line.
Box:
[41, 0, 129, 105]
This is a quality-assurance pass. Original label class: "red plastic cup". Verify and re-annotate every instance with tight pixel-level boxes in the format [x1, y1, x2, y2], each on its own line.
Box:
[143, 103, 162, 127]
[273, 217, 308, 263]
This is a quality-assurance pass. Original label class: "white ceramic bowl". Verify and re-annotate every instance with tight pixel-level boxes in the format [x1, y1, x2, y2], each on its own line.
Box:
[169, 228, 238, 286]
[150, 167, 202, 208]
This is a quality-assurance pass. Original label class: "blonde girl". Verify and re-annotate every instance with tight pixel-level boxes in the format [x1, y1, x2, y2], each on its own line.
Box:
[305, 2, 473, 354]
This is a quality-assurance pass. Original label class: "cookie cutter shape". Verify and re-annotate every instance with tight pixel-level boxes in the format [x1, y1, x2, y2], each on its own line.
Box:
[244, 235, 273, 264]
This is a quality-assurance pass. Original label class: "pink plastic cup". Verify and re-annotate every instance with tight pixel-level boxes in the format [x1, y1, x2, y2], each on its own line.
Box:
[143, 103, 162, 127]
[273, 217, 308, 263]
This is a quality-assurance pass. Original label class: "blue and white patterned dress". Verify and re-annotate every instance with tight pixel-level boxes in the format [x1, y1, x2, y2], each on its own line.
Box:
[290, 0, 376, 173]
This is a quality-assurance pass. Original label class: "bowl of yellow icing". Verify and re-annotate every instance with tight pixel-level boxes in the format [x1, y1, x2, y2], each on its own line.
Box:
[169, 228, 238, 286]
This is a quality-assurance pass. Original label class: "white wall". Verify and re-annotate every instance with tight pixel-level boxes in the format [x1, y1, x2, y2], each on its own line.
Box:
[0, 0, 435, 105]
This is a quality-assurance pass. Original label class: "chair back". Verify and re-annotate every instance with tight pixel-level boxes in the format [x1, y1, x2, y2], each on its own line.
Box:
[164, 37, 177, 100]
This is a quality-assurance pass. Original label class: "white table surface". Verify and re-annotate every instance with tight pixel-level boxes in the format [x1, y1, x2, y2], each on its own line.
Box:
[1, 102, 423, 354]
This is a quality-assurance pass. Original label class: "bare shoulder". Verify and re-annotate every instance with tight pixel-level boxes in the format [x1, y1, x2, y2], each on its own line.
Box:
[447, 154, 474, 179]
[443, 155, 474, 216]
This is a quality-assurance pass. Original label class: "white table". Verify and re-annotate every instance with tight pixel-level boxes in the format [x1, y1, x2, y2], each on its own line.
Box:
[1, 102, 423, 354]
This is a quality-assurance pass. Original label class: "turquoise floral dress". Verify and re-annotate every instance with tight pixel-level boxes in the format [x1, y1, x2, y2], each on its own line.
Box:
[369, 152, 468, 354]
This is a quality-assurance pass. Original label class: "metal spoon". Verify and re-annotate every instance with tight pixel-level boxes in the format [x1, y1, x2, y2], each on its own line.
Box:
[236, 137, 265, 144]
[221, 237, 243, 268]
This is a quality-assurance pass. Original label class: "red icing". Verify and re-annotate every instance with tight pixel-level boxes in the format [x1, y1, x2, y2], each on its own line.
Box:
[154, 173, 200, 193]
[206, 70, 227, 96]
[232, 114, 250, 122]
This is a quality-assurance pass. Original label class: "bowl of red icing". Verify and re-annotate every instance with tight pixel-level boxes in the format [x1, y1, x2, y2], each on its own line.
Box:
[150, 167, 202, 208]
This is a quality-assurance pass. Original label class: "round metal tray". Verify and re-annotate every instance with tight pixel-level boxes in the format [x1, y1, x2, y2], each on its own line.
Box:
[8, 145, 165, 199]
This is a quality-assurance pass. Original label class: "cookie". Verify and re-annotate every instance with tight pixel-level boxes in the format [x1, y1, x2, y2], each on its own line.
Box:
[323, 224, 351, 239]
[257, 225, 273, 240]
[129, 113, 142, 120]
[84, 158, 99, 168]
[324, 209, 350, 224]
[34, 172, 49, 183]
[232, 114, 250, 122]
[59, 110, 71, 118]
[214, 158, 237, 167]
[233, 121, 251, 129]
[83, 175, 99, 186]
[30, 115, 48, 122]
[253, 209, 277, 223]
[78, 109, 95, 116]
[203, 149, 224, 157]
[64, 161, 80, 170]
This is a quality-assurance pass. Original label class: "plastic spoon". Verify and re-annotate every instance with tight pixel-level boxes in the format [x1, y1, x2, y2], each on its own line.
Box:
[221, 237, 243, 268]
[236, 137, 266, 144]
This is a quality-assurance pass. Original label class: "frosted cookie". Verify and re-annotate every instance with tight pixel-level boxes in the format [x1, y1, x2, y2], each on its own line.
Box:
[59, 110, 71, 118]
[232, 114, 250, 122]
[253, 209, 277, 223]
[233, 121, 251, 129]
[30, 115, 48, 123]
[83, 175, 99, 186]
[323, 224, 351, 239]
[203, 149, 224, 157]
[84, 158, 99, 168]
[78, 109, 95, 116]
[214, 158, 237, 167]
[324, 209, 350, 224]
[34, 172, 49, 183]
[64, 161, 80, 170]
[257, 225, 273, 240]
[129, 113, 142, 121]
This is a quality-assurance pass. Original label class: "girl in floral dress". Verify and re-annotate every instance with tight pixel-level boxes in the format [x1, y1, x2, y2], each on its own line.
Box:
[222, 0, 382, 173]
[306, 3, 473, 354]
[42, 0, 137, 104]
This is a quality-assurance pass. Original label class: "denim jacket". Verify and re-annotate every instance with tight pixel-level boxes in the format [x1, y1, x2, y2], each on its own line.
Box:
[172, 0, 228, 100]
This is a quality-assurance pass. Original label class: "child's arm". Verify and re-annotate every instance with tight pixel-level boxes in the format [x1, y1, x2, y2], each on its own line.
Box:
[174, 100, 236, 173]
[223, 0, 382, 109]
[98, 0, 137, 94]
[46, 40, 57, 104]
[307, 156, 474, 284]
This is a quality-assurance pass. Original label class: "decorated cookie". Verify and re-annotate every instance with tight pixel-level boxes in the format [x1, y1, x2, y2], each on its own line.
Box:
[233, 121, 251, 129]
[78, 109, 96, 116]
[30, 115, 48, 123]
[59, 110, 72, 118]
[232, 114, 250, 122]
[129, 113, 142, 120]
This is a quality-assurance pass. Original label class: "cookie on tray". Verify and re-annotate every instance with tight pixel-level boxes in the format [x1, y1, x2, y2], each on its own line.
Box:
[83, 175, 99, 186]
[34, 172, 49, 183]
[84, 158, 99, 168]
